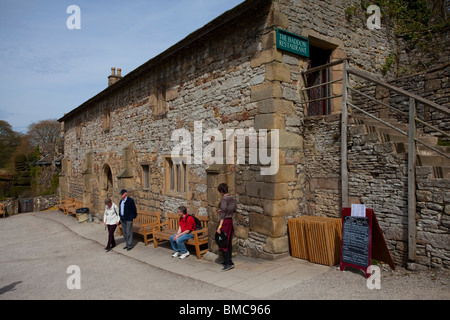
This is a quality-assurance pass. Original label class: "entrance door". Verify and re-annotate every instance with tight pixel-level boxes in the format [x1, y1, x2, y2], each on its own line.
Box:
[307, 46, 331, 116]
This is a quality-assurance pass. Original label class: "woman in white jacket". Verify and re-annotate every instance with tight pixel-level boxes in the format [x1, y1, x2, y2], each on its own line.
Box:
[103, 198, 120, 252]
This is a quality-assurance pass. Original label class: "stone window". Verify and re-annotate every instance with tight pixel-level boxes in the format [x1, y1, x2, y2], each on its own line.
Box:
[164, 156, 188, 198]
[102, 109, 111, 133]
[152, 85, 167, 120]
[76, 123, 82, 140]
[141, 164, 150, 189]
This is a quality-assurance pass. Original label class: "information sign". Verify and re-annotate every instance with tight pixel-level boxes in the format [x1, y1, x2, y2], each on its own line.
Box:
[276, 29, 309, 58]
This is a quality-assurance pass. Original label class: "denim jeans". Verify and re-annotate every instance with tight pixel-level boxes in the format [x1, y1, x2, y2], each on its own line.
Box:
[170, 233, 194, 254]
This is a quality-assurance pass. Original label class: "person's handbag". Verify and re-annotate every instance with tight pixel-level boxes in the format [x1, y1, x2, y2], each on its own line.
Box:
[215, 230, 228, 248]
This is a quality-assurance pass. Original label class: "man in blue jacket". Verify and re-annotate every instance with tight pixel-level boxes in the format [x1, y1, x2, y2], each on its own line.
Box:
[119, 189, 137, 251]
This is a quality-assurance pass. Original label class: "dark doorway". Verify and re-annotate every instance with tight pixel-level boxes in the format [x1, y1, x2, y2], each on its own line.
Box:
[19, 198, 33, 213]
[307, 46, 332, 116]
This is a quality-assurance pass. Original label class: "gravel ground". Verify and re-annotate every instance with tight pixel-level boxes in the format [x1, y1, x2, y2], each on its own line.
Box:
[270, 263, 450, 300]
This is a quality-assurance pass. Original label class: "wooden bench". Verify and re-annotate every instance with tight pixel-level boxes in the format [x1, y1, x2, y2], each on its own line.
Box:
[56, 197, 74, 213]
[64, 199, 84, 220]
[119, 210, 161, 246]
[153, 212, 209, 259]
[0, 203, 6, 218]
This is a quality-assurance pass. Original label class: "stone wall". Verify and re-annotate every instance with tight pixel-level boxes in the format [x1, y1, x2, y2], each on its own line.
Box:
[60, 0, 404, 260]
[1, 194, 59, 216]
[304, 114, 342, 218]
[415, 167, 450, 269]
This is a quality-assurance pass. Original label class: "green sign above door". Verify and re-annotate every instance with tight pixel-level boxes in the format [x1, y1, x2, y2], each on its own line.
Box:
[276, 29, 309, 58]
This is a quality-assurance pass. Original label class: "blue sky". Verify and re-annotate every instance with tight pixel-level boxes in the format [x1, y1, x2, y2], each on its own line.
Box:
[0, 0, 244, 133]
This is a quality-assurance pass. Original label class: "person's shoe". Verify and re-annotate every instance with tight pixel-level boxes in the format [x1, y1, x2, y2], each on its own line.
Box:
[172, 252, 179, 258]
[127, 247, 132, 251]
[221, 264, 234, 272]
[179, 252, 190, 259]
[123, 246, 128, 250]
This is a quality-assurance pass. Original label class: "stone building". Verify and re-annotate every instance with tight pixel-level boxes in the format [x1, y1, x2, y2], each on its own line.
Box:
[59, 0, 449, 269]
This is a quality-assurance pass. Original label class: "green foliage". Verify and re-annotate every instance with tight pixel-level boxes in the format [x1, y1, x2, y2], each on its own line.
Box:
[347, 0, 449, 38]
[374, 0, 437, 39]
[0, 120, 21, 169]
[437, 138, 450, 146]
[14, 154, 30, 186]
[381, 53, 399, 74]
[346, 0, 450, 75]
[40, 173, 59, 195]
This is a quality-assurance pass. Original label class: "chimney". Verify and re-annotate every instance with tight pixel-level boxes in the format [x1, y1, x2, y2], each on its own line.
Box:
[108, 67, 123, 86]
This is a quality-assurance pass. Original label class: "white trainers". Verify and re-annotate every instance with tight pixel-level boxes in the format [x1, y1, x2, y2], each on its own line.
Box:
[172, 252, 179, 258]
[179, 252, 190, 259]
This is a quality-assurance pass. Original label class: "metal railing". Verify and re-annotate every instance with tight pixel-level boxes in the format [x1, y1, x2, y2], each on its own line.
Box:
[301, 59, 345, 115]
[301, 59, 450, 262]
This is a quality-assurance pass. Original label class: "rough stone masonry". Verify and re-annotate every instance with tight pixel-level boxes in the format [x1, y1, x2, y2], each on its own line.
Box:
[59, 0, 449, 268]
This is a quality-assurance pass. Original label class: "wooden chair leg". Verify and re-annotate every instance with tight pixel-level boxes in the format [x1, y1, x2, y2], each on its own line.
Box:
[144, 234, 148, 246]
[195, 245, 201, 259]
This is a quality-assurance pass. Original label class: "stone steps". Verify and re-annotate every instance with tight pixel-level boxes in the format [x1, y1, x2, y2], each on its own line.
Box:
[350, 115, 450, 179]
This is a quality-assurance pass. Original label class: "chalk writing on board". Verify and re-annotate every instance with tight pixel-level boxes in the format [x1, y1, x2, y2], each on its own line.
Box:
[341, 216, 370, 267]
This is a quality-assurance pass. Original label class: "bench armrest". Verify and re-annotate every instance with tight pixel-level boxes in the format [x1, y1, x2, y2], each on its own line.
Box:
[142, 222, 160, 232]
[153, 221, 167, 233]
[192, 228, 208, 236]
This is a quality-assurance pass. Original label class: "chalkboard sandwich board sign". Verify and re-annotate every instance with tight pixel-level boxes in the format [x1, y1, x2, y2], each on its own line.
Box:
[341, 215, 371, 268]
[340, 207, 395, 278]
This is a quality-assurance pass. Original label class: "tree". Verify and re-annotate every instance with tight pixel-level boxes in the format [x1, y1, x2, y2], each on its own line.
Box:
[27, 119, 62, 158]
[0, 120, 22, 169]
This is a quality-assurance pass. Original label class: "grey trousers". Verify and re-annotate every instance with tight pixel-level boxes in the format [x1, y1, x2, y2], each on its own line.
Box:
[121, 220, 133, 249]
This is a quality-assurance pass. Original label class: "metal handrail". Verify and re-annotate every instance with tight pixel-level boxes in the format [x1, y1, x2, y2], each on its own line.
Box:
[302, 59, 347, 75]
[301, 78, 343, 91]
[348, 101, 450, 159]
[347, 102, 408, 136]
[348, 67, 450, 116]
[348, 87, 408, 118]
[298, 94, 342, 105]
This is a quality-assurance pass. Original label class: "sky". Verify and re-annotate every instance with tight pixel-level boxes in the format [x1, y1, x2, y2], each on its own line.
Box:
[0, 0, 245, 133]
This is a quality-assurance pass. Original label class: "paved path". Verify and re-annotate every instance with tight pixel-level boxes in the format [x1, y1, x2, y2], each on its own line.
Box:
[0, 210, 330, 299]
